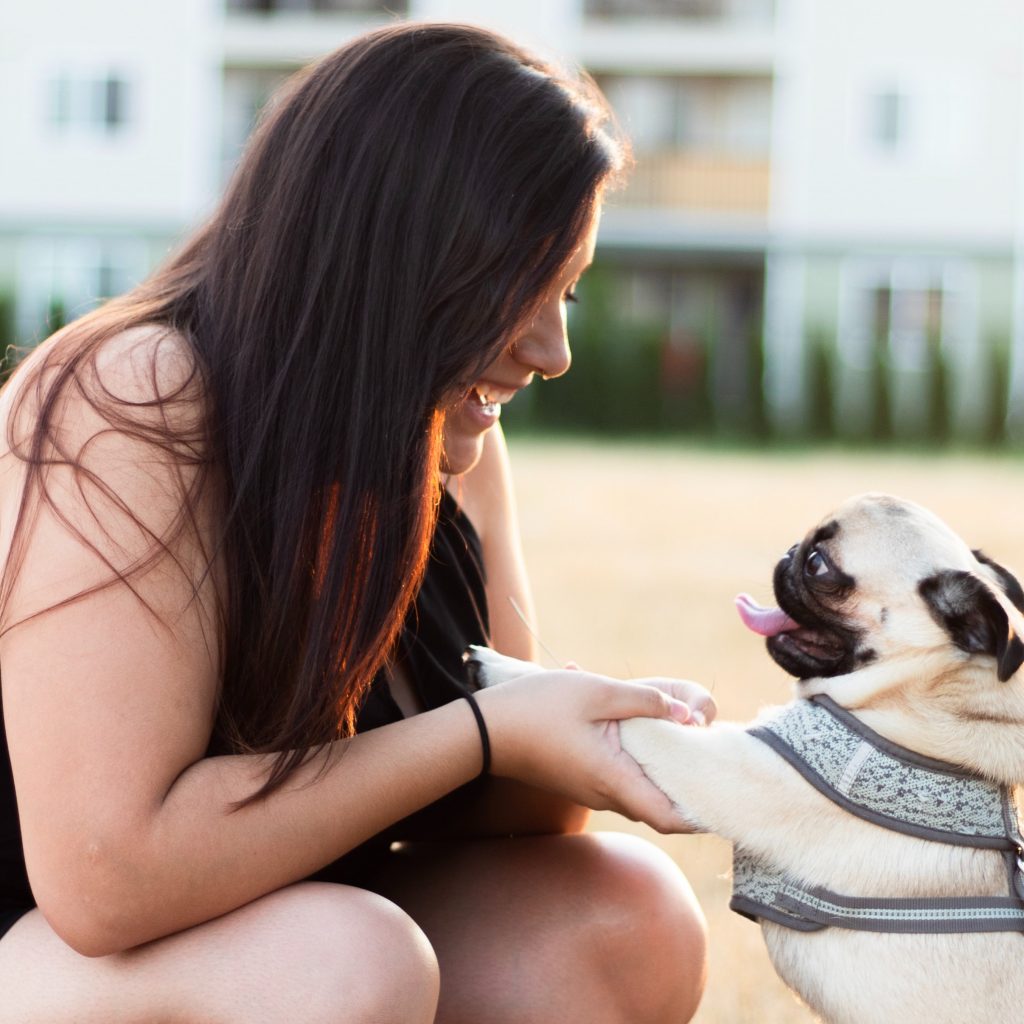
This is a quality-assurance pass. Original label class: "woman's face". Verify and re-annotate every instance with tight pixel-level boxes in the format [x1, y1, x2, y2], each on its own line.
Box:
[441, 208, 600, 476]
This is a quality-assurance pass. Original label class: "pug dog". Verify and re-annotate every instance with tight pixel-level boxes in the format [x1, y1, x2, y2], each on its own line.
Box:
[468, 493, 1024, 1024]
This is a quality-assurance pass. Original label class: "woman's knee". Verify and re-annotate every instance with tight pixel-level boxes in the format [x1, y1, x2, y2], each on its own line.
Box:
[188, 881, 440, 1024]
[570, 833, 708, 1023]
[0, 884, 439, 1024]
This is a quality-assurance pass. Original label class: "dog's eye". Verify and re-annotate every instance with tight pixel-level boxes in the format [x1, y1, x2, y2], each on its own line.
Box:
[805, 549, 829, 577]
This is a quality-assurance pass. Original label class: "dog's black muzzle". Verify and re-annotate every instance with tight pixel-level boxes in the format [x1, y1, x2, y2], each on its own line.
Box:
[767, 544, 862, 680]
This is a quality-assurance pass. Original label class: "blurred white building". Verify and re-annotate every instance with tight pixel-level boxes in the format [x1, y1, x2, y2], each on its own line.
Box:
[0, 0, 224, 338]
[765, 0, 1024, 438]
[2, 0, 1023, 437]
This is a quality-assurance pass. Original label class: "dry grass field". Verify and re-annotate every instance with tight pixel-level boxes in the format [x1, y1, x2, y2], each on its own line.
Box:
[507, 439, 1024, 1024]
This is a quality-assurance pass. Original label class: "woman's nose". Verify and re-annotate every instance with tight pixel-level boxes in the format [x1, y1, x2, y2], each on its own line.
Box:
[511, 312, 572, 380]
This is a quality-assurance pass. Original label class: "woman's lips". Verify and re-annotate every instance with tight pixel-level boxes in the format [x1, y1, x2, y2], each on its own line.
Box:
[465, 382, 520, 421]
[458, 384, 516, 429]
[473, 387, 501, 419]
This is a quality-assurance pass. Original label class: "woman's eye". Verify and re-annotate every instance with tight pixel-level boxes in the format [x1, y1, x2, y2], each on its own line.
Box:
[564, 289, 579, 304]
[805, 549, 829, 577]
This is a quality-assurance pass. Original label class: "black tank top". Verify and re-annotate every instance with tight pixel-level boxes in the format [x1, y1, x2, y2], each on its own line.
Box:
[0, 489, 489, 932]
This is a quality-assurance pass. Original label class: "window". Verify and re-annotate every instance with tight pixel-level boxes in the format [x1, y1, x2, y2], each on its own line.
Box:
[601, 77, 678, 151]
[869, 88, 907, 153]
[841, 261, 966, 373]
[600, 74, 772, 155]
[584, 0, 774, 21]
[221, 68, 292, 181]
[838, 259, 979, 439]
[863, 280, 944, 371]
[226, 0, 409, 12]
[16, 237, 148, 342]
[889, 284, 944, 370]
[48, 72, 130, 135]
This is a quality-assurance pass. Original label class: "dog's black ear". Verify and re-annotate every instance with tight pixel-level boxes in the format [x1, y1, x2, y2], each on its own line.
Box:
[972, 549, 1024, 614]
[919, 570, 1024, 682]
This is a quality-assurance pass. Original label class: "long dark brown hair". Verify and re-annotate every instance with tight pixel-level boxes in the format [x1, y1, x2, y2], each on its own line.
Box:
[0, 23, 626, 799]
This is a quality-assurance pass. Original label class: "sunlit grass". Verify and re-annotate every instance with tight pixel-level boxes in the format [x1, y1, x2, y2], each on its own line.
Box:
[510, 439, 1024, 1024]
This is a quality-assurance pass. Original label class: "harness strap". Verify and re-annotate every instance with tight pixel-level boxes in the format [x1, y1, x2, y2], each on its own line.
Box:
[750, 695, 1016, 849]
[731, 697, 1024, 934]
[731, 849, 1024, 934]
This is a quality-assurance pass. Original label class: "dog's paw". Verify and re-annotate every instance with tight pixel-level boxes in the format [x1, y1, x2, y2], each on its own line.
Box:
[619, 716, 710, 832]
[463, 645, 546, 688]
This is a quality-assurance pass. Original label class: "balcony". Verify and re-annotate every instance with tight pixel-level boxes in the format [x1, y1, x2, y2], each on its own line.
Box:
[584, 0, 775, 23]
[223, 0, 401, 66]
[226, 1, 408, 12]
[581, 9, 777, 76]
[616, 151, 771, 212]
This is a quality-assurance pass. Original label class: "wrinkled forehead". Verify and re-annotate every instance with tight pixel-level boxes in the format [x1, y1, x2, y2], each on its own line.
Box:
[811, 494, 975, 580]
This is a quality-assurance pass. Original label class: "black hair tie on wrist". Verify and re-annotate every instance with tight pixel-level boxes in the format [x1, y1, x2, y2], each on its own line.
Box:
[461, 691, 491, 778]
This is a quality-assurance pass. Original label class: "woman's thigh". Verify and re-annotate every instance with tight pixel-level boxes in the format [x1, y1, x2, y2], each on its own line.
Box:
[366, 830, 708, 1024]
[0, 881, 439, 1024]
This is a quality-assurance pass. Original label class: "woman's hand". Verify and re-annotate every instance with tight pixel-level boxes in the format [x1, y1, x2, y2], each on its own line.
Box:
[628, 676, 717, 728]
[474, 670, 710, 834]
[562, 661, 717, 729]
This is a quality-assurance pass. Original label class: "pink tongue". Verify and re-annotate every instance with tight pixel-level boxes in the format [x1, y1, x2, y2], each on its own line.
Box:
[735, 593, 800, 637]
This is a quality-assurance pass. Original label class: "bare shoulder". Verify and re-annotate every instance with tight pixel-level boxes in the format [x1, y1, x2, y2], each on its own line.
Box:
[92, 322, 202, 397]
[2, 321, 206, 460]
[0, 320, 221, 628]
[59, 321, 204, 433]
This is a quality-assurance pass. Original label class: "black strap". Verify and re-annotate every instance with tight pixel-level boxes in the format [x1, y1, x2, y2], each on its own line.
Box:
[462, 692, 491, 777]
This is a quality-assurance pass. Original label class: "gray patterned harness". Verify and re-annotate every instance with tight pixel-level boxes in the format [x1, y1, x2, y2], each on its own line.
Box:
[730, 695, 1024, 933]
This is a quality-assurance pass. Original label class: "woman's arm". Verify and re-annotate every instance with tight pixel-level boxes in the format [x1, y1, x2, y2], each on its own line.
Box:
[0, 338, 687, 956]
[0, 336, 493, 956]
[443, 424, 591, 835]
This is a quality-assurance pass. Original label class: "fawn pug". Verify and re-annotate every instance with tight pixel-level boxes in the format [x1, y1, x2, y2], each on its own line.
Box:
[468, 494, 1024, 1024]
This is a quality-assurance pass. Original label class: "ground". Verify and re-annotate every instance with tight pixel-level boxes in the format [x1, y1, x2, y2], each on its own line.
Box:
[508, 439, 1024, 1024]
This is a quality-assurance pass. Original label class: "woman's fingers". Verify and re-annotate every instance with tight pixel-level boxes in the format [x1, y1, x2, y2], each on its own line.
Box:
[629, 677, 717, 726]
[599, 728, 695, 832]
[590, 680, 718, 831]
[600, 679, 692, 725]
[476, 667, 713, 833]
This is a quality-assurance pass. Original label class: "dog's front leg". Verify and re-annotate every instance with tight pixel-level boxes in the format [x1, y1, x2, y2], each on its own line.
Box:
[619, 716, 841, 858]
[466, 646, 840, 857]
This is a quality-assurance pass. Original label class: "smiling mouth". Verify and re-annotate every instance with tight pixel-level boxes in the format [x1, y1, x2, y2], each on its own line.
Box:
[473, 388, 500, 418]
[469, 383, 518, 417]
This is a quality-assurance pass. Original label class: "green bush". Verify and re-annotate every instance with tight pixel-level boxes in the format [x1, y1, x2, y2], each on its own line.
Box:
[805, 332, 835, 440]
[504, 266, 666, 435]
[0, 293, 15, 381]
[47, 297, 68, 334]
[984, 341, 1010, 446]
[659, 332, 711, 435]
[869, 335, 893, 442]
[923, 338, 950, 445]
[745, 323, 769, 440]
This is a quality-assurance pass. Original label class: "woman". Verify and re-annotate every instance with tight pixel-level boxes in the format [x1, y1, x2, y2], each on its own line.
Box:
[0, 22, 712, 1023]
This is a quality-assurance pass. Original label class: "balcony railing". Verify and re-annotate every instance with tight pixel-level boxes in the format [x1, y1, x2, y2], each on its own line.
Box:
[584, 0, 774, 21]
[226, 1, 408, 13]
[617, 152, 771, 212]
